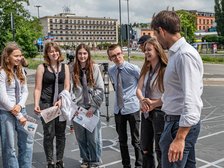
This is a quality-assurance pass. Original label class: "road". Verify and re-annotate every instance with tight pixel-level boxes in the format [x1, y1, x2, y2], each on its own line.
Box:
[0, 63, 224, 168]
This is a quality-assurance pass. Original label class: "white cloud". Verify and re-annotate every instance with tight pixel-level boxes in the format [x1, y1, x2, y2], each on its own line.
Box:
[26, 0, 215, 23]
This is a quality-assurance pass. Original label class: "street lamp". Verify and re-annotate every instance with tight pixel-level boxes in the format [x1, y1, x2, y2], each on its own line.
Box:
[11, 12, 15, 41]
[34, 5, 42, 18]
[119, 0, 123, 47]
[126, 0, 130, 62]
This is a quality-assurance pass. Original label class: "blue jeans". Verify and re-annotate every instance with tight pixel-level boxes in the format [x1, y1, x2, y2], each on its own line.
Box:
[159, 120, 200, 168]
[0, 108, 34, 168]
[73, 109, 102, 165]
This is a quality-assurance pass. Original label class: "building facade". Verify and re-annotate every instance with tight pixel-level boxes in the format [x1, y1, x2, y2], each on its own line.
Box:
[40, 13, 118, 47]
[188, 10, 215, 31]
[140, 28, 154, 37]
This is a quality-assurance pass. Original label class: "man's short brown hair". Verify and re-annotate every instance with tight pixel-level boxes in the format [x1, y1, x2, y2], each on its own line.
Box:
[151, 10, 180, 34]
[107, 44, 121, 56]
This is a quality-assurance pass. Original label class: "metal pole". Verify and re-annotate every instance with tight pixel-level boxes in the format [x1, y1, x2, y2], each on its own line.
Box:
[11, 12, 15, 41]
[34, 5, 42, 18]
[127, 0, 130, 62]
[119, 0, 122, 47]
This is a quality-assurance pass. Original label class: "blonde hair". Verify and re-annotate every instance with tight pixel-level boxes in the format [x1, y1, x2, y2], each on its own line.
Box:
[0, 42, 25, 85]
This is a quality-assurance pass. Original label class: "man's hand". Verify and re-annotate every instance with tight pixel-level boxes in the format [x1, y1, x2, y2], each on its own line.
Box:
[168, 127, 190, 162]
[168, 138, 185, 162]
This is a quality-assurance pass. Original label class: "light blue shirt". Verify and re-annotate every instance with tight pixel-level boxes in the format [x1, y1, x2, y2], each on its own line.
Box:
[108, 61, 140, 115]
[161, 37, 204, 127]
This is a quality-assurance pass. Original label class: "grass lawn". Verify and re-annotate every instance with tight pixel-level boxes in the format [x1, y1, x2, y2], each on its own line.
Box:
[27, 53, 224, 69]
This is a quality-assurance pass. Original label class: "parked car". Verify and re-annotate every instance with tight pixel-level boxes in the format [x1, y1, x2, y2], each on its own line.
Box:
[122, 47, 128, 51]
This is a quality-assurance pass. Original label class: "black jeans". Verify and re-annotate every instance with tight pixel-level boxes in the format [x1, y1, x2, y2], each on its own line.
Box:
[141, 109, 165, 168]
[41, 116, 66, 162]
[115, 111, 142, 168]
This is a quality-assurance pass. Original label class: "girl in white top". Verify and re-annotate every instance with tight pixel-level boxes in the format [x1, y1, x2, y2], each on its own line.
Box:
[0, 42, 33, 168]
[136, 37, 168, 168]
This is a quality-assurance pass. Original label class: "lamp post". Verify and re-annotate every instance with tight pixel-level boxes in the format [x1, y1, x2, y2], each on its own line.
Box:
[126, 0, 130, 62]
[34, 5, 42, 18]
[11, 12, 15, 41]
[119, 0, 122, 47]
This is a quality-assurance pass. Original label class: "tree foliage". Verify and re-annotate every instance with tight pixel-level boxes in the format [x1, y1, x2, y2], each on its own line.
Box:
[0, 0, 43, 57]
[203, 35, 224, 45]
[176, 10, 197, 43]
[215, 0, 224, 36]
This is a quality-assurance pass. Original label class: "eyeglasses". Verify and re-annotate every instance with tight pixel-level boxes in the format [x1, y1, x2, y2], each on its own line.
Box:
[110, 52, 122, 60]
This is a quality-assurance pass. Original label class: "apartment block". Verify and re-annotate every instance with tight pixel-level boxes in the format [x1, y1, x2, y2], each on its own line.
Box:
[188, 10, 215, 31]
[40, 13, 118, 47]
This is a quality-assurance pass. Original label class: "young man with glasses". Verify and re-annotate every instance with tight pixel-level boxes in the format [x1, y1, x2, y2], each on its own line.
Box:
[107, 44, 142, 168]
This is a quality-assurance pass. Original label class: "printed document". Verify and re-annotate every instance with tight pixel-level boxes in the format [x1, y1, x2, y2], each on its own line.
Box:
[73, 106, 99, 133]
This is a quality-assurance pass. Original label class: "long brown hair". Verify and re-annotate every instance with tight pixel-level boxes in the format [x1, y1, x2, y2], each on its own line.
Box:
[44, 42, 64, 65]
[140, 37, 168, 92]
[73, 44, 95, 87]
[0, 42, 25, 85]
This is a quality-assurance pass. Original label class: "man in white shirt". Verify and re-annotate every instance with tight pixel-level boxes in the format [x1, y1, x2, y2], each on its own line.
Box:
[149, 10, 203, 168]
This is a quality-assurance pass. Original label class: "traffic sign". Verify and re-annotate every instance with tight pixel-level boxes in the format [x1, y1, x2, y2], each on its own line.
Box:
[37, 38, 43, 45]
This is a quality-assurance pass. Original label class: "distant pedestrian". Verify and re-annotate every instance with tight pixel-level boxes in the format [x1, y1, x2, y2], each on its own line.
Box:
[0, 42, 33, 168]
[137, 35, 151, 52]
[150, 10, 203, 168]
[136, 37, 167, 168]
[21, 55, 29, 75]
[107, 44, 142, 168]
[70, 44, 104, 168]
[34, 42, 70, 168]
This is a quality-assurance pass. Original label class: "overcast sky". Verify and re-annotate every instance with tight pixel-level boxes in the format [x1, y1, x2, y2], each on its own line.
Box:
[25, 0, 215, 23]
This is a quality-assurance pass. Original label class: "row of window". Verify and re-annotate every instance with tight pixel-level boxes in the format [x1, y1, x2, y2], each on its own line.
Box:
[197, 18, 214, 25]
[197, 13, 214, 17]
[49, 24, 116, 30]
[49, 18, 116, 25]
[54, 36, 116, 41]
[50, 30, 116, 35]
[198, 25, 211, 30]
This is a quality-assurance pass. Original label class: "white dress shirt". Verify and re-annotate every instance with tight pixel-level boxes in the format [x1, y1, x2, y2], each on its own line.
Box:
[161, 37, 203, 127]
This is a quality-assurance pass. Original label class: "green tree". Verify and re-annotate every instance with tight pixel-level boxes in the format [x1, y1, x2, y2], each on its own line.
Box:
[0, 0, 42, 57]
[215, 0, 224, 36]
[176, 10, 197, 43]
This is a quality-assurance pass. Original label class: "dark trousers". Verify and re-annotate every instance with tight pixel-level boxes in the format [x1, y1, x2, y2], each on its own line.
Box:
[115, 111, 143, 168]
[141, 109, 165, 168]
[159, 121, 200, 168]
[42, 116, 66, 162]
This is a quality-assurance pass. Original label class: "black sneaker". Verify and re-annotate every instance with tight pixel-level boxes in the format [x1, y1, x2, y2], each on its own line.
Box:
[56, 160, 64, 168]
[89, 164, 99, 168]
[47, 163, 55, 168]
[80, 162, 88, 168]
